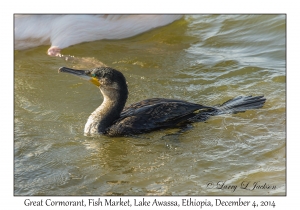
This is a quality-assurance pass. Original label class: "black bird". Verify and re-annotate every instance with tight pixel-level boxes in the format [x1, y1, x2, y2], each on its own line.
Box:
[59, 67, 266, 137]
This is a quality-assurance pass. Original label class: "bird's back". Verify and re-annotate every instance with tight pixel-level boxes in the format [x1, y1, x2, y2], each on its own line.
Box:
[105, 98, 210, 136]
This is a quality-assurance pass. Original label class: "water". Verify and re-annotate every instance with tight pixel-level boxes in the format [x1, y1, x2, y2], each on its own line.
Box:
[14, 15, 286, 196]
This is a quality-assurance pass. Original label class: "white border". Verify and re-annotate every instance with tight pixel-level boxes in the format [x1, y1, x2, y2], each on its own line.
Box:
[4, 0, 295, 209]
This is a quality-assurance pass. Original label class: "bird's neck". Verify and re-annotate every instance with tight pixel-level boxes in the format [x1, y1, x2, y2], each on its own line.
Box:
[84, 89, 127, 135]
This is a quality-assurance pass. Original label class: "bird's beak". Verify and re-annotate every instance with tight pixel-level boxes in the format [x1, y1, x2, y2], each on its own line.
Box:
[58, 67, 100, 87]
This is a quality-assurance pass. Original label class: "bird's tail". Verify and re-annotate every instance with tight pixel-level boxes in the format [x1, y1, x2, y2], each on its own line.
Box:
[214, 95, 266, 115]
[188, 95, 266, 122]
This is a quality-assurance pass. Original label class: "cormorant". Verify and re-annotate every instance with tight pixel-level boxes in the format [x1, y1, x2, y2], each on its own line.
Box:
[58, 66, 266, 136]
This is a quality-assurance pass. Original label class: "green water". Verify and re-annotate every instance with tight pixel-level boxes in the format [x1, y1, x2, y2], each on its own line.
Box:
[14, 15, 286, 195]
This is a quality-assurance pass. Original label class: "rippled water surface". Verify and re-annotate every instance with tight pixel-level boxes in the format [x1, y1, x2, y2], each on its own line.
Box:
[14, 15, 286, 196]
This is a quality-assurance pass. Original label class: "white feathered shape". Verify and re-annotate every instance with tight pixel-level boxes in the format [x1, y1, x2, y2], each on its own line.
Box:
[14, 14, 183, 56]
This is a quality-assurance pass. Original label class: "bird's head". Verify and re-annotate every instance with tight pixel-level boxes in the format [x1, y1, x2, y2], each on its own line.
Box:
[59, 66, 128, 101]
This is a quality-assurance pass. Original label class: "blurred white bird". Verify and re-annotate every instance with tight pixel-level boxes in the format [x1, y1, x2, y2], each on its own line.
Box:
[14, 14, 183, 56]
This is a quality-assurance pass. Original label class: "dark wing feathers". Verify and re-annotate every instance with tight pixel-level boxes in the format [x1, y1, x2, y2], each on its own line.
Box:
[120, 98, 192, 117]
[106, 98, 211, 136]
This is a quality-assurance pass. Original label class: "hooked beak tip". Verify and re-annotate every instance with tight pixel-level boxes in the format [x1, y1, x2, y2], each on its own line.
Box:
[58, 67, 64, 73]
